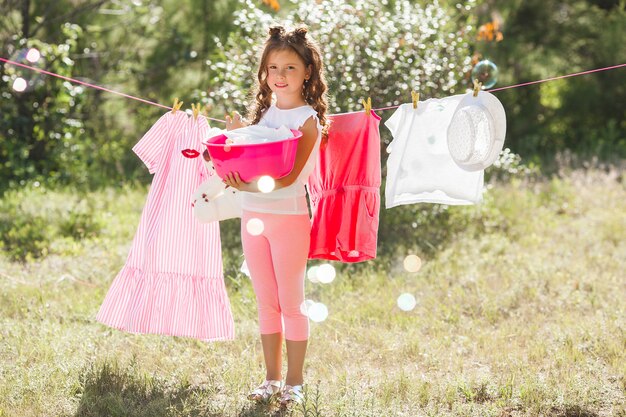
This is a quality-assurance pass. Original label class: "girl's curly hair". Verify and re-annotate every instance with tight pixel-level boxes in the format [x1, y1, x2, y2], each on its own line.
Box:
[246, 24, 329, 139]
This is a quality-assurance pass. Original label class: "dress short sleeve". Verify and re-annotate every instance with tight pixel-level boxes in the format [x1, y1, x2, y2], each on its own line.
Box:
[384, 105, 406, 153]
[384, 105, 404, 136]
[132, 112, 171, 174]
[296, 108, 320, 130]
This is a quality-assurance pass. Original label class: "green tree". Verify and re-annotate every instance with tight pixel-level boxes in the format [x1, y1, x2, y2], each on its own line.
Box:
[0, 0, 238, 190]
[0, 25, 90, 190]
[471, 0, 626, 163]
[205, 0, 476, 116]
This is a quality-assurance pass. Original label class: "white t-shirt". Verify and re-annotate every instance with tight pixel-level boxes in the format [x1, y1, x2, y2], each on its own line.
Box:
[384, 98, 484, 208]
[242, 104, 322, 214]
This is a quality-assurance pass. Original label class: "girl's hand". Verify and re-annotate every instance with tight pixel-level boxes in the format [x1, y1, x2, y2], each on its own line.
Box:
[223, 172, 256, 192]
[225, 111, 246, 131]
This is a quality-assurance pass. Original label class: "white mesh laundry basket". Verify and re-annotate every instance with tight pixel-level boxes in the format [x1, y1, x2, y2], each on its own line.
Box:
[447, 91, 506, 171]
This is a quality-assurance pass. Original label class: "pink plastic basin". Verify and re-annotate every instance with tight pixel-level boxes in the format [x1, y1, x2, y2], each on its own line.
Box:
[204, 129, 302, 182]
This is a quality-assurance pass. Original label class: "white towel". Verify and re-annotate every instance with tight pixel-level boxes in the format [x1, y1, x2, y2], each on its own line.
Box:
[225, 125, 293, 145]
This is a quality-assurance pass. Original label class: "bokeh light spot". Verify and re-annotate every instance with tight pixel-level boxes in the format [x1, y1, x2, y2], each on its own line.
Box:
[317, 263, 336, 284]
[12, 77, 27, 92]
[397, 293, 417, 312]
[258, 175, 275, 193]
[300, 299, 316, 316]
[308, 302, 329, 322]
[403, 255, 422, 273]
[307, 266, 320, 283]
[246, 218, 264, 236]
[26, 48, 41, 63]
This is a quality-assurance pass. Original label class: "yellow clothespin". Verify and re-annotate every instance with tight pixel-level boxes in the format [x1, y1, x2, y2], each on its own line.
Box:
[472, 79, 482, 97]
[411, 91, 419, 109]
[361, 97, 372, 116]
[171, 97, 183, 113]
[191, 103, 201, 120]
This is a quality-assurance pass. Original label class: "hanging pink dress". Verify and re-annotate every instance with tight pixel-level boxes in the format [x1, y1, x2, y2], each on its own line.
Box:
[307, 111, 382, 262]
[97, 112, 235, 341]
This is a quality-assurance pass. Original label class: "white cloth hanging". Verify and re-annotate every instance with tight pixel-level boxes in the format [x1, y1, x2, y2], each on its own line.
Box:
[384, 97, 484, 208]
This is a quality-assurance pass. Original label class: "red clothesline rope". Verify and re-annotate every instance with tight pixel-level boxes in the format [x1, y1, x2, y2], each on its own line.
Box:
[1, 57, 172, 110]
[486, 63, 626, 92]
[2, 57, 625, 122]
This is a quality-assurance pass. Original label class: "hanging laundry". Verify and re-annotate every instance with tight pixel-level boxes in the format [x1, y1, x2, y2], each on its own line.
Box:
[225, 124, 293, 144]
[97, 111, 235, 341]
[447, 91, 507, 171]
[192, 159, 242, 223]
[384, 97, 484, 208]
[307, 111, 382, 263]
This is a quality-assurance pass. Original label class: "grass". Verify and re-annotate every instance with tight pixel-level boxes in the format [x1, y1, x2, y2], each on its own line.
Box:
[0, 165, 625, 416]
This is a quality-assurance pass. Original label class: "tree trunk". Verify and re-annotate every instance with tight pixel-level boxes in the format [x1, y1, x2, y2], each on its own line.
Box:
[21, 0, 30, 38]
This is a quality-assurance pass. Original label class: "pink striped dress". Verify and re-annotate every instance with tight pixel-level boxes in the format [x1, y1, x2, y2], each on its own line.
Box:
[96, 111, 235, 341]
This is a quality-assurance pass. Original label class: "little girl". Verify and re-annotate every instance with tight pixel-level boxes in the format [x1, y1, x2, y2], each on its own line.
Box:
[222, 24, 329, 406]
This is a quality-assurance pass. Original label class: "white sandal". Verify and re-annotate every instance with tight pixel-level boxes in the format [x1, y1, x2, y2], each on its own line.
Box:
[247, 379, 282, 402]
[279, 384, 305, 406]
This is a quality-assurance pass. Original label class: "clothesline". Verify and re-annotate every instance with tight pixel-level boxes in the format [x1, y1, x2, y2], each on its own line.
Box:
[2, 57, 625, 123]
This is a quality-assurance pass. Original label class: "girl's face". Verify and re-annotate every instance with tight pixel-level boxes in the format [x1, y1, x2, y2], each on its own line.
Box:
[265, 49, 311, 104]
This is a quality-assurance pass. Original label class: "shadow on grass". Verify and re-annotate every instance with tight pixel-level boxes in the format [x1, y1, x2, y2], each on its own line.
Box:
[237, 403, 291, 417]
[72, 359, 295, 417]
[500, 405, 600, 417]
[553, 405, 600, 417]
[72, 360, 213, 417]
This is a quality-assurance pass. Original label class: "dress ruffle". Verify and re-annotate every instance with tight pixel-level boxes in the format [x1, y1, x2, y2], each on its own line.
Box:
[97, 266, 235, 341]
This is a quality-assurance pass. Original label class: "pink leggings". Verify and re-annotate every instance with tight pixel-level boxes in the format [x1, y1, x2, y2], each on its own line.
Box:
[241, 210, 310, 341]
